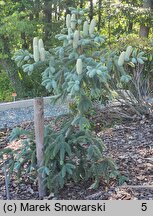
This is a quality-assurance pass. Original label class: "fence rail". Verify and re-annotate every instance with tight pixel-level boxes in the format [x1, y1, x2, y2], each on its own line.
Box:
[0, 96, 53, 111]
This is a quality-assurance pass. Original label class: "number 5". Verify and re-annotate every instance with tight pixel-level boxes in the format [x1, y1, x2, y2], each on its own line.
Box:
[141, 203, 147, 211]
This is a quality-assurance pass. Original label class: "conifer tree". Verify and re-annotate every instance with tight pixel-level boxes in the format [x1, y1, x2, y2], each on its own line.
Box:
[13, 7, 118, 192]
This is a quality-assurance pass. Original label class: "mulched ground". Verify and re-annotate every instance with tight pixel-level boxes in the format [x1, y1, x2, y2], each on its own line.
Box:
[0, 110, 153, 200]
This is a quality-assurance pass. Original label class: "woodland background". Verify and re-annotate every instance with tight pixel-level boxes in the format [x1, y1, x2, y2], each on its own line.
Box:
[0, 0, 153, 101]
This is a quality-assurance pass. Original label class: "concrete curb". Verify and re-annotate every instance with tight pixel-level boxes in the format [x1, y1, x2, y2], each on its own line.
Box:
[0, 96, 52, 111]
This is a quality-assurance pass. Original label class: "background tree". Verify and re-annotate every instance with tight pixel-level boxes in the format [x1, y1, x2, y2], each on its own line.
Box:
[139, 0, 153, 37]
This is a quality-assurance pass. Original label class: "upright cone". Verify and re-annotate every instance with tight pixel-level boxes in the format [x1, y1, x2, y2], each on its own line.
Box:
[89, 19, 96, 35]
[73, 30, 80, 49]
[34, 45, 39, 62]
[118, 51, 125, 66]
[66, 14, 71, 28]
[38, 39, 44, 53]
[76, 59, 83, 74]
[83, 21, 89, 36]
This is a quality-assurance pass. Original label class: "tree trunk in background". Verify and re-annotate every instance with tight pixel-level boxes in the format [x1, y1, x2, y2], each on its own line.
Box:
[80, 0, 84, 8]
[21, 32, 28, 49]
[34, 0, 40, 19]
[98, 0, 102, 30]
[139, 0, 153, 37]
[128, 21, 133, 32]
[43, 1, 52, 41]
[0, 33, 25, 97]
[0, 59, 25, 97]
[89, 0, 94, 21]
[54, 3, 58, 21]
[139, 26, 150, 37]
[19, 3, 28, 49]
[58, 0, 61, 20]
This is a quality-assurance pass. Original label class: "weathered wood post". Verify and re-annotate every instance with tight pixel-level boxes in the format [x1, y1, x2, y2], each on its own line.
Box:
[3, 161, 10, 200]
[34, 97, 46, 198]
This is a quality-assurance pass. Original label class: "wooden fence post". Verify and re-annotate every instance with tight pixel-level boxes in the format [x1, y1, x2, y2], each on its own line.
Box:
[34, 97, 46, 198]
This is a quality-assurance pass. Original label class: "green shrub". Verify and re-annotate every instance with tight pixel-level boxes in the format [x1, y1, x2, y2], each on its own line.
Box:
[0, 71, 15, 102]
[100, 38, 153, 117]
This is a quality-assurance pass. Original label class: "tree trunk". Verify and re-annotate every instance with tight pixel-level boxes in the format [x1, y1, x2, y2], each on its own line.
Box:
[54, 3, 58, 21]
[0, 59, 25, 97]
[89, 0, 94, 21]
[58, 0, 61, 20]
[0, 33, 26, 97]
[43, 1, 52, 41]
[34, 0, 40, 19]
[18, 3, 29, 49]
[139, 26, 150, 37]
[139, 0, 153, 37]
[80, 0, 83, 8]
[128, 21, 133, 32]
[21, 32, 28, 49]
[34, 98, 46, 199]
[98, 0, 102, 31]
